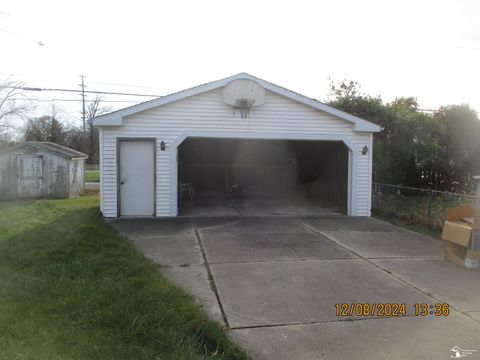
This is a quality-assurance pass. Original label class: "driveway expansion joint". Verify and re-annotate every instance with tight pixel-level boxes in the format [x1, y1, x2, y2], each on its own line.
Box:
[298, 220, 456, 311]
[191, 220, 230, 328]
[465, 313, 480, 324]
[228, 313, 426, 331]
[207, 257, 361, 265]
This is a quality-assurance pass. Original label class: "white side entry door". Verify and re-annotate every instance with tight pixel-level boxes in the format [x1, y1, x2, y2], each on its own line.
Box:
[119, 140, 155, 216]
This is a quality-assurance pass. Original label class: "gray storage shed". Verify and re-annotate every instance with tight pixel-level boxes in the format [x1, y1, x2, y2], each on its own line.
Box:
[0, 142, 88, 200]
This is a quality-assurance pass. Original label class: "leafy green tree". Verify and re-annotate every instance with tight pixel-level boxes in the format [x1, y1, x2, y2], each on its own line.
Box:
[386, 97, 444, 187]
[327, 79, 445, 186]
[327, 79, 397, 183]
[434, 105, 480, 183]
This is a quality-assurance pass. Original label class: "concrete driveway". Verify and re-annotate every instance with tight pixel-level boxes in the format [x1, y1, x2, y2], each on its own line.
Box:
[111, 216, 480, 360]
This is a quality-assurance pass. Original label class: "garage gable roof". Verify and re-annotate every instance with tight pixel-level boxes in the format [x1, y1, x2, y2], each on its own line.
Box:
[92, 73, 381, 132]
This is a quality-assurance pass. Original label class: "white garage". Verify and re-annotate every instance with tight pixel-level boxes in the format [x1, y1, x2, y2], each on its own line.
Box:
[93, 73, 381, 218]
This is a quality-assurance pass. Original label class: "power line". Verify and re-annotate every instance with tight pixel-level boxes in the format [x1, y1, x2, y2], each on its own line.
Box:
[0, 73, 164, 92]
[419, 108, 480, 115]
[4, 83, 479, 114]
[12, 86, 162, 98]
[11, 98, 141, 103]
[0, 28, 45, 46]
[16, 98, 480, 114]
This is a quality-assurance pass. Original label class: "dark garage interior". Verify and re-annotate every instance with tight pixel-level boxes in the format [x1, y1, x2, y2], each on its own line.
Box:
[177, 137, 349, 216]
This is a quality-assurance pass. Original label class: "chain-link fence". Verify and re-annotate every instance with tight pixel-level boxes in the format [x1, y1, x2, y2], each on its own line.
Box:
[372, 183, 480, 233]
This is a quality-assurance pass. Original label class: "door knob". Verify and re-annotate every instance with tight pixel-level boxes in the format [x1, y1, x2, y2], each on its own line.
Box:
[120, 180, 125, 185]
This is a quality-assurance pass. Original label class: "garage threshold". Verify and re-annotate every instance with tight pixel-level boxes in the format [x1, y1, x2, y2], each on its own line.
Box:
[178, 194, 342, 218]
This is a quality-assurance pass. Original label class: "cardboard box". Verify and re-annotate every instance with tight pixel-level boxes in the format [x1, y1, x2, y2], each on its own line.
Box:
[441, 206, 478, 246]
[445, 241, 480, 270]
[442, 221, 472, 247]
[442, 205, 480, 269]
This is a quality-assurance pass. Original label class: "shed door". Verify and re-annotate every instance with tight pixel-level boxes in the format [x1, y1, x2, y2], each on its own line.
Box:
[119, 140, 155, 216]
[17, 155, 43, 198]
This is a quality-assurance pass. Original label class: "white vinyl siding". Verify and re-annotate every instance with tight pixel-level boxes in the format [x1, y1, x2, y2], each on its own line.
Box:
[100, 89, 373, 217]
[99, 127, 104, 212]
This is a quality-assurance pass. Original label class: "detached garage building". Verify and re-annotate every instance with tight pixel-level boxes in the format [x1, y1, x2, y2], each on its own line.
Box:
[93, 73, 381, 218]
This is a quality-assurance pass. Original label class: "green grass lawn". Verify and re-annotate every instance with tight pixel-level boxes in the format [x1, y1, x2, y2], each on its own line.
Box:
[85, 170, 100, 182]
[0, 195, 249, 360]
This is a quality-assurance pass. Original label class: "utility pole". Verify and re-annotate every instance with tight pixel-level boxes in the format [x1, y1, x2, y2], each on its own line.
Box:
[79, 75, 86, 132]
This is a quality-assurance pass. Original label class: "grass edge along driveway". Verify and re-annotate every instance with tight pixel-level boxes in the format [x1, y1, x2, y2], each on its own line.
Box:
[0, 195, 249, 360]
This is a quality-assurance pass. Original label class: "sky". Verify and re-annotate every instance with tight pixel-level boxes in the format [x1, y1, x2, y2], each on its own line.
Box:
[1, 0, 479, 128]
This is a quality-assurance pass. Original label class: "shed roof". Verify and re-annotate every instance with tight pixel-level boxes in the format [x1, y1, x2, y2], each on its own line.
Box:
[92, 73, 382, 132]
[0, 142, 88, 160]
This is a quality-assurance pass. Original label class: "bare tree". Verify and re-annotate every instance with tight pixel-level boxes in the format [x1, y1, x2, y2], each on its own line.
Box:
[0, 79, 32, 140]
[86, 94, 111, 121]
[24, 114, 65, 144]
[23, 104, 70, 146]
[85, 94, 111, 163]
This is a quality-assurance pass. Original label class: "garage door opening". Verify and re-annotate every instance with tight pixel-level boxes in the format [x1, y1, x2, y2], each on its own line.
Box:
[177, 137, 349, 216]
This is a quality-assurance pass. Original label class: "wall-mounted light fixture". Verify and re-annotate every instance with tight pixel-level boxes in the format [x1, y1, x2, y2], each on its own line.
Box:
[362, 145, 368, 155]
[160, 141, 166, 151]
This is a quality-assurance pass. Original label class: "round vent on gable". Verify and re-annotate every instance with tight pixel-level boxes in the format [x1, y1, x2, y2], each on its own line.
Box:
[222, 79, 265, 118]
